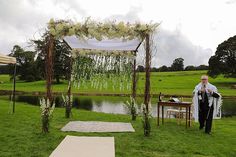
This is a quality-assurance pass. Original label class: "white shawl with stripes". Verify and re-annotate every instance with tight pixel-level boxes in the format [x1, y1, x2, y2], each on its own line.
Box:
[192, 82, 222, 122]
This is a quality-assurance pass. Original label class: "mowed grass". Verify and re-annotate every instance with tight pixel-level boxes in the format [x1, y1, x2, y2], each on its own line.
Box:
[0, 70, 235, 96]
[0, 99, 236, 157]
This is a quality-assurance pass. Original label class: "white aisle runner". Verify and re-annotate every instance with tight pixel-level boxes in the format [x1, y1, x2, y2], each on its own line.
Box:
[61, 121, 135, 133]
[50, 136, 115, 157]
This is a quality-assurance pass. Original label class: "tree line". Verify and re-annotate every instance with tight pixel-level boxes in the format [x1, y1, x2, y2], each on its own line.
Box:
[0, 34, 71, 82]
[136, 58, 208, 72]
[0, 35, 235, 81]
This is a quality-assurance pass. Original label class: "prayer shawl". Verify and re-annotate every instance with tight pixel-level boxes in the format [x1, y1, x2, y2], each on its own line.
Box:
[193, 82, 222, 122]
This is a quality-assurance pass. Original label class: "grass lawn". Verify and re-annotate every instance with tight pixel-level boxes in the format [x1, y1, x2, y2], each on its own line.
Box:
[0, 70, 236, 97]
[0, 99, 236, 157]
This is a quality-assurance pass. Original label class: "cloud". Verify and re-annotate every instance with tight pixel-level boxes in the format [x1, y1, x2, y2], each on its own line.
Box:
[151, 28, 213, 67]
[0, 0, 86, 53]
[107, 6, 142, 22]
[135, 28, 213, 67]
[0, 1, 213, 67]
[108, 6, 213, 67]
[225, 0, 236, 4]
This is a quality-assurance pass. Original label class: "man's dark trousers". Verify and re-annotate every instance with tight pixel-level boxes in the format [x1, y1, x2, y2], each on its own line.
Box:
[199, 92, 214, 133]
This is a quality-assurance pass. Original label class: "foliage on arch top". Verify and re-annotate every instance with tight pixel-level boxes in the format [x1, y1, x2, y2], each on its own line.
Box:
[47, 18, 159, 40]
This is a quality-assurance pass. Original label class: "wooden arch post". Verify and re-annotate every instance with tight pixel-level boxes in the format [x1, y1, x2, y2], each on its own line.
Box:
[144, 33, 151, 136]
[66, 56, 72, 118]
[132, 51, 137, 99]
[46, 34, 54, 102]
[43, 34, 54, 133]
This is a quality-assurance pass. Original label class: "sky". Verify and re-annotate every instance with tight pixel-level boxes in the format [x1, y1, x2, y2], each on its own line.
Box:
[0, 0, 236, 67]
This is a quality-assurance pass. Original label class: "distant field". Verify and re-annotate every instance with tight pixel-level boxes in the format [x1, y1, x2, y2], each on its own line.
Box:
[0, 70, 235, 97]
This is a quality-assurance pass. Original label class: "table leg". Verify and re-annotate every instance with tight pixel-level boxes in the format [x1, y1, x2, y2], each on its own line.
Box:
[162, 106, 164, 125]
[157, 104, 160, 126]
[188, 106, 191, 127]
[185, 107, 188, 128]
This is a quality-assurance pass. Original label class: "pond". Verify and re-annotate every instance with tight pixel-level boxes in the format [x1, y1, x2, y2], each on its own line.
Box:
[3, 95, 236, 117]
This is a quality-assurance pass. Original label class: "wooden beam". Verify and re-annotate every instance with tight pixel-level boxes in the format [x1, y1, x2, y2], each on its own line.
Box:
[66, 56, 72, 118]
[132, 52, 137, 99]
[143, 33, 151, 136]
[134, 41, 143, 52]
[144, 34, 151, 110]
[62, 39, 73, 50]
[46, 34, 54, 102]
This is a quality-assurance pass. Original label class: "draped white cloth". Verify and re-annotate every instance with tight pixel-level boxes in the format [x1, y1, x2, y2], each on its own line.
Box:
[64, 36, 141, 52]
[0, 53, 16, 64]
[192, 82, 222, 122]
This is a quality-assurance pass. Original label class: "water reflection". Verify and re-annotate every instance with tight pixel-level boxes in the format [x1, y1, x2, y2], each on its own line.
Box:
[92, 101, 129, 114]
[9, 95, 236, 117]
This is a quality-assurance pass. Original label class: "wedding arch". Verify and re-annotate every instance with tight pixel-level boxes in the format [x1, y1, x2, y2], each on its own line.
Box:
[44, 18, 159, 135]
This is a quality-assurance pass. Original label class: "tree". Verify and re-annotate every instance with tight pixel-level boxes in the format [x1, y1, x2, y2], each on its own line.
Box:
[196, 65, 208, 70]
[53, 40, 71, 83]
[208, 35, 236, 78]
[0, 65, 10, 74]
[9, 45, 41, 82]
[185, 65, 195, 71]
[158, 65, 169, 72]
[32, 34, 71, 84]
[151, 67, 158, 72]
[170, 58, 184, 71]
[136, 65, 145, 72]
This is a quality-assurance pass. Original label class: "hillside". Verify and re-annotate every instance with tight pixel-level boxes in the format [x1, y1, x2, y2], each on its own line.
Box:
[0, 70, 235, 97]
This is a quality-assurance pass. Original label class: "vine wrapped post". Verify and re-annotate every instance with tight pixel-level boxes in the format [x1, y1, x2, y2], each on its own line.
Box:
[66, 56, 72, 118]
[43, 34, 54, 133]
[144, 33, 151, 136]
[132, 52, 137, 99]
[46, 34, 54, 102]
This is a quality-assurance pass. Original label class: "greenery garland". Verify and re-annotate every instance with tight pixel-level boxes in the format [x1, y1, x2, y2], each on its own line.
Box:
[71, 49, 136, 58]
[48, 18, 159, 40]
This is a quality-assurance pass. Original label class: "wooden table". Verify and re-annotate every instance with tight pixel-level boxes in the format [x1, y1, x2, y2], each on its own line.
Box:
[157, 101, 192, 128]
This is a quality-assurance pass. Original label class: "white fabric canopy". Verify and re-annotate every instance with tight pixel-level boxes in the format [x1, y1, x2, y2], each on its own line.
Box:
[0, 53, 16, 64]
[64, 36, 141, 52]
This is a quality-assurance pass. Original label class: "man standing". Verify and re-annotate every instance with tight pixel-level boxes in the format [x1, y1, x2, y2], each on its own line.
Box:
[193, 75, 221, 134]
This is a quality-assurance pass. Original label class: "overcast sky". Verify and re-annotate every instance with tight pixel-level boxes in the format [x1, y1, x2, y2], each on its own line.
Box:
[0, 0, 236, 67]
